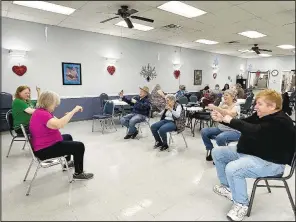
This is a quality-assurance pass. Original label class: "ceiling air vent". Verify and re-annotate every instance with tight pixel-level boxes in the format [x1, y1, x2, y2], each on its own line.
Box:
[162, 24, 182, 29]
[226, 40, 240, 44]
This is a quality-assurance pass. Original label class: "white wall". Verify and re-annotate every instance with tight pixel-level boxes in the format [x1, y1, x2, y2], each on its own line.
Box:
[2, 18, 248, 98]
[246, 56, 295, 92]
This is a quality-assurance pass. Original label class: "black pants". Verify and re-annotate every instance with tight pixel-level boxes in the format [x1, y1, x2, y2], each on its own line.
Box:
[34, 134, 85, 174]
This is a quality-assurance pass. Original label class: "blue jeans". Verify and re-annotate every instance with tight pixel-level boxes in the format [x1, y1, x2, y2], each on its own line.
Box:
[201, 127, 241, 150]
[212, 146, 285, 206]
[151, 120, 176, 145]
[120, 113, 147, 135]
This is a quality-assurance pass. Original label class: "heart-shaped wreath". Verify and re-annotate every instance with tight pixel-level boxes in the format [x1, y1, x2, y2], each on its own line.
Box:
[107, 66, 116, 75]
[12, 65, 27, 76]
[174, 70, 180, 79]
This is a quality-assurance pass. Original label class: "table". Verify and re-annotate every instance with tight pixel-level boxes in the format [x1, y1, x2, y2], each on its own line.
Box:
[111, 99, 128, 106]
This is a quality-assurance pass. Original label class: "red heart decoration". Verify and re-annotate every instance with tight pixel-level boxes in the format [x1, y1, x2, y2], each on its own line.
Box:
[174, 70, 180, 79]
[213, 73, 217, 79]
[256, 70, 261, 77]
[12, 65, 27, 76]
[107, 66, 116, 75]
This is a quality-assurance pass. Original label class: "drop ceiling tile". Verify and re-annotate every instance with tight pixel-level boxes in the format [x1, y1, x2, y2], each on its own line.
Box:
[136, 8, 188, 23]
[1, 1, 12, 11]
[274, 1, 295, 11]
[139, 1, 168, 8]
[183, 1, 234, 14]
[228, 1, 250, 6]
[261, 10, 295, 27]
[2, 10, 8, 17]
[47, 1, 88, 9]
[106, 1, 154, 13]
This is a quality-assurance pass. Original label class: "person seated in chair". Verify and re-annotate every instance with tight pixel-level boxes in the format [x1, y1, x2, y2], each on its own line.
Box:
[151, 94, 182, 151]
[29, 91, 94, 180]
[201, 89, 241, 161]
[120, 86, 151, 139]
[210, 89, 295, 221]
[175, 85, 188, 100]
[12, 85, 41, 135]
[235, 83, 245, 99]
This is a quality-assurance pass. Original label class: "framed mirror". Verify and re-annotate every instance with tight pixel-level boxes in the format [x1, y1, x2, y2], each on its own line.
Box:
[247, 70, 270, 90]
[281, 70, 295, 93]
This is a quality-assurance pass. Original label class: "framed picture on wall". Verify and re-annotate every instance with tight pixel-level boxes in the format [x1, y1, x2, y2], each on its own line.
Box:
[62, 62, 82, 85]
[194, 70, 202, 85]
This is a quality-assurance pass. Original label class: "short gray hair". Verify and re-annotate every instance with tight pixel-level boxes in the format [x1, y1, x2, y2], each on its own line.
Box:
[223, 89, 237, 102]
[37, 91, 60, 110]
[165, 94, 176, 103]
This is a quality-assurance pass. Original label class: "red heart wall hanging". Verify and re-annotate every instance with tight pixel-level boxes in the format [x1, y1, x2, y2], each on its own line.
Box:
[213, 73, 217, 79]
[107, 66, 116, 75]
[174, 70, 180, 79]
[12, 65, 27, 76]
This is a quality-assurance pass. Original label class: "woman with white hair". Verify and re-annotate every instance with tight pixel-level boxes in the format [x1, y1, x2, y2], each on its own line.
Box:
[29, 91, 93, 180]
[151, 94, 182, 151]
[201, 89, 241, 161]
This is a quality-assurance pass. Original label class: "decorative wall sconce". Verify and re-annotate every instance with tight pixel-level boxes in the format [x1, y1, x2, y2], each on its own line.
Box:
[8, 49, 28, 58]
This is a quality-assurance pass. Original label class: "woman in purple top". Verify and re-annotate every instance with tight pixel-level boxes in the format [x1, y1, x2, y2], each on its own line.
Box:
[29, 91, 93, 180]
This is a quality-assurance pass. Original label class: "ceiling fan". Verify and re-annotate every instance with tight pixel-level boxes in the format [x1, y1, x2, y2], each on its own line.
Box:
[100, 5, 154, 29]
[250, 44, 272, 54]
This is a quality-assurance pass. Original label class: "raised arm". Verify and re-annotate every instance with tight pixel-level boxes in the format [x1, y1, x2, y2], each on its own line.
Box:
[47, 106, 82, 129]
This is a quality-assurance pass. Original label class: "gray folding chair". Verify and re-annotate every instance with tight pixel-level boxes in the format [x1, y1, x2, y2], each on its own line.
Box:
[169, 130, 188, 148]
[21, 125, 72, 196]
[6, 110, 27, 157]
[92, 101, 117, 133]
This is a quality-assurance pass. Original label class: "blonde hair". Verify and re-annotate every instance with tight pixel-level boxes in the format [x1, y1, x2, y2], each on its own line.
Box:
[37, 91, 60, 110]
[255, 89, 282, 110]
[165, 94, 176, 103]
[223, 89, 237, 102]
[14, 85, 31, 100]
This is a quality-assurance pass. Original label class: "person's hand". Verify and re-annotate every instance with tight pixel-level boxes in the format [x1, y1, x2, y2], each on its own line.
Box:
[73, 105, 83, 113]
[131, 98, 137, 104]
[36, 86, 41, 92]
[207, 104, 216, 110]
[222, 115, 232, 124]
[119, 90, 124, 98]
[211, 110, 223, 122]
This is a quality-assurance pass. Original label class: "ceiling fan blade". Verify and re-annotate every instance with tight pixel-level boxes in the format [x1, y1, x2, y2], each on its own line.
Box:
[100, 16, 119, 23]
[124, 18, 134, 28]
[127, 9, 138, 15]
[259, 49, 272, 52]
[130, 15, 154, 23]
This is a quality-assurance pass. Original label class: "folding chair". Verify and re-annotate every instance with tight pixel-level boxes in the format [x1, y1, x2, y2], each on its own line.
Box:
[92, 101, 117, 133]
[6, 110, 27, 157]
[247, 122, 296, 217]
[169, 130, 188, 148]
[21, 125, 73, 196]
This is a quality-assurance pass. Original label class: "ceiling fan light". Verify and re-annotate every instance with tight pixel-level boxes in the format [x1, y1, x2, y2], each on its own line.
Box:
[195, 39, 218, 45]
[115, 21, 154, 31]
[259, 53, 272, 57]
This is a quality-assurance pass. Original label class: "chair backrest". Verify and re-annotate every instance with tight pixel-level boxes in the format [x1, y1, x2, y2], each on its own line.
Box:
[6, 110, 16, 137]
[20, 124, 37, 161]
[213, 96, 222, 106]
[103, 101, 115, 116]
[189, 95, 198, 103]
[285, 121, 296, 179]
[242, 94, 254, 111]
[178, 96, 188, 105]
[0, 92, 13, 109]
[99, 93, 109, 109]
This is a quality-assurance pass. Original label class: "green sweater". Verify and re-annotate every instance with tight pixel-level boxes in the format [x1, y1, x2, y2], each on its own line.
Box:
[12, 98, 36, 129]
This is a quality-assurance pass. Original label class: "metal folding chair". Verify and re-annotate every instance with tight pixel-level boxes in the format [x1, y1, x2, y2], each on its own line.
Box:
[6, 110, 27, 157]
[92, 101, 117, 133]
[21, 125, 73, 196]
[169, 130, 188, 148]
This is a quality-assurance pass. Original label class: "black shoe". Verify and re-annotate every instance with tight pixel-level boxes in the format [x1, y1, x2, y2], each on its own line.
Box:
[154, 141, 163, 149]
[73, 172, 94, 180]
[124, 134, 132, 139]
[131, 130, 139, 139]
[160, 144, 169, 151]
[206, 151, 213, 161]
[63, 160, 74, 171]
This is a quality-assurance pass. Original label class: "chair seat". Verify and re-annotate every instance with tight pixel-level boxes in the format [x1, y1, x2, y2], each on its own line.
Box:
[258, 173, 284, 179]
[93, 114, 112, 119]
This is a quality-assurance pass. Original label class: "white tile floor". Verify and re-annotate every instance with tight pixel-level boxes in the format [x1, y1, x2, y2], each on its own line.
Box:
[1, 117, 295, 221]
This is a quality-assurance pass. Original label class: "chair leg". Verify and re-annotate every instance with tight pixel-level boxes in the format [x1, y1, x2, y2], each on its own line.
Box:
[181, 132, 188, 148]
[264, 180, 271, 193]
[62, 157, 73, 183]
[283, 180, 296, 216]
[111, 118, 117, 131]
[92, 119, 95, 132]
[24, 158, 34, 181]
[247, 179, 260, 217]
[22, 140, 27, 150]
[6, 138, 15, 157]
[26, 163, 41, 196]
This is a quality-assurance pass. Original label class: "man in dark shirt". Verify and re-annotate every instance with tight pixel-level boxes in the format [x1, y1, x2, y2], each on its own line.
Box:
[210, 89, 295, 221]
[120, 86, 151, 139]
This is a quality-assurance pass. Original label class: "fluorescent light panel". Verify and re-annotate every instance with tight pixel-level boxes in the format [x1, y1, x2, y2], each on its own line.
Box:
[238, 31, 266, 39]
[12, 1, 76, 15]
[259, 53, 272, 57]
[277, 45, 295, 49]
[157, 1, 207, 18]
[115, 21, 154, 31]
[195, 39, 218, 45]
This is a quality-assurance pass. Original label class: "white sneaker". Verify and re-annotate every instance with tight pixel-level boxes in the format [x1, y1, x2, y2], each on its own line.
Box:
[227, 202, 248, 221]
[213, 184, 233, 201]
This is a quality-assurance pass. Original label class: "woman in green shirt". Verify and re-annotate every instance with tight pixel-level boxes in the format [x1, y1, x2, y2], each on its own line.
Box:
[12, 85, 41, 134]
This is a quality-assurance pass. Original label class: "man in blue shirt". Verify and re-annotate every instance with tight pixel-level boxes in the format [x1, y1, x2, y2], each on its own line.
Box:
[120, 86, 151, 139]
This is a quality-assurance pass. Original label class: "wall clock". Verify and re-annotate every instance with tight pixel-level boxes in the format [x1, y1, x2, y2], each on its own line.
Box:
[271, 69, 279, 76]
